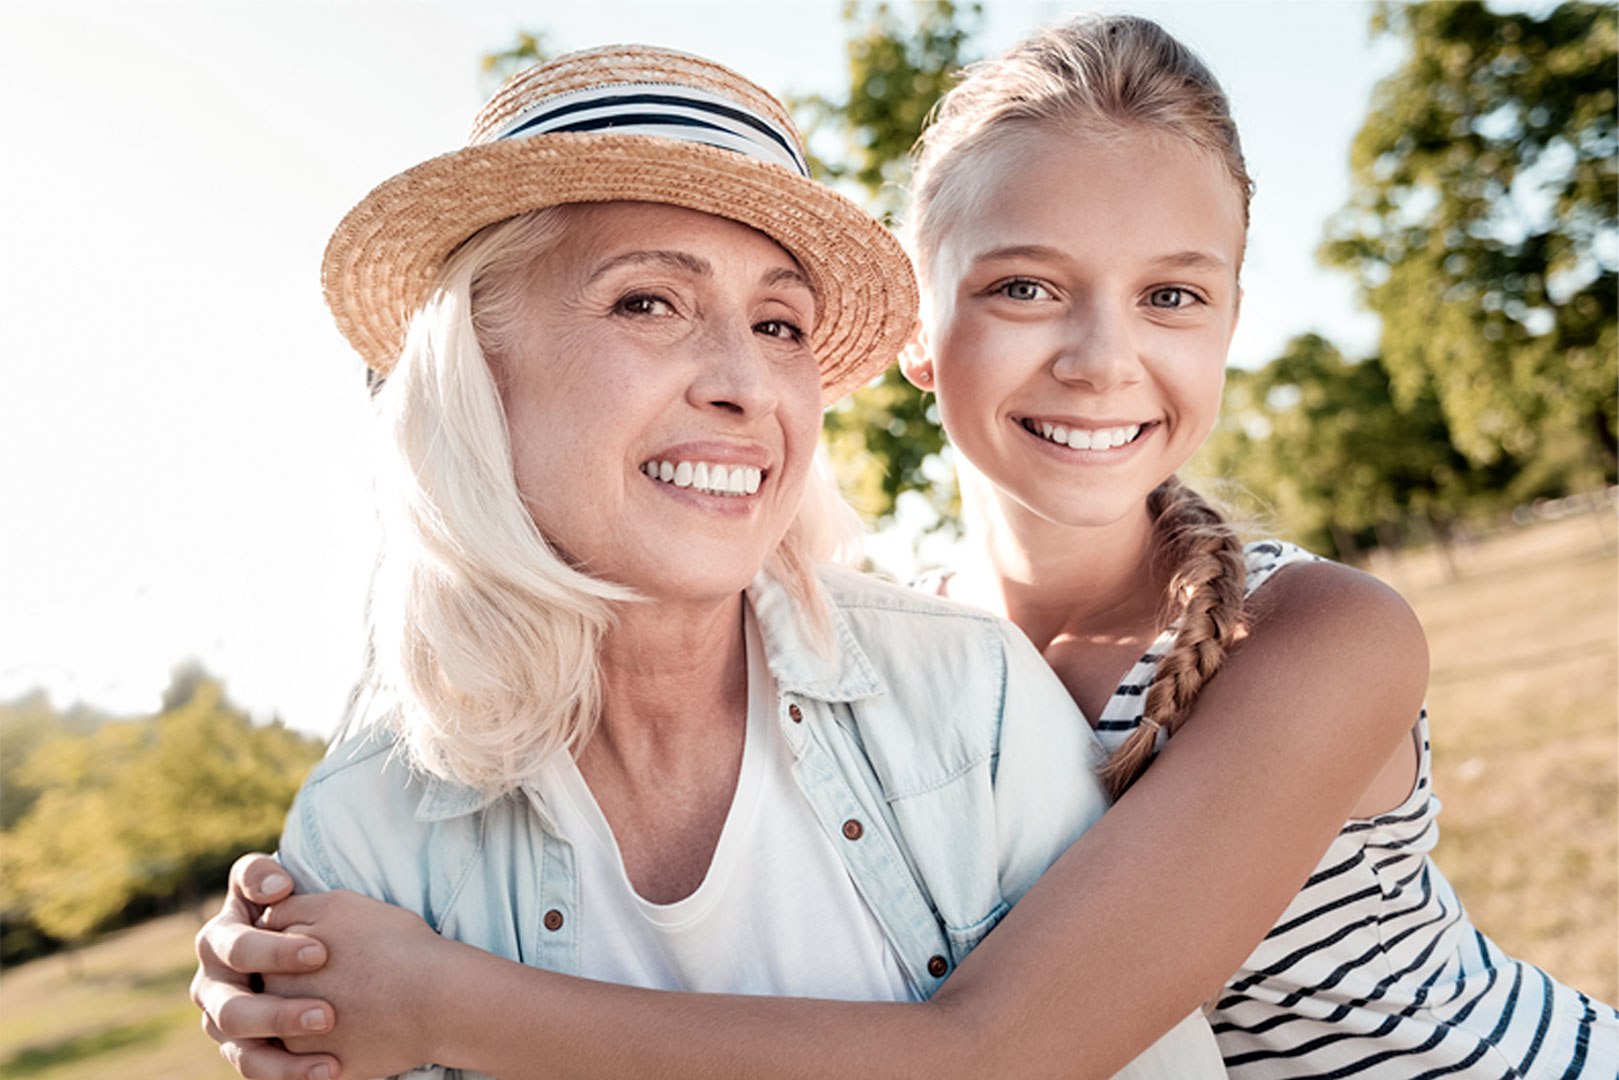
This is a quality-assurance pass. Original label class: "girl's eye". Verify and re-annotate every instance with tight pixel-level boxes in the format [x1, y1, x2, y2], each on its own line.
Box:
[616, 293, 675, 317]
[756, 319, 806, 344]
[995, 279, 1052, 302]
[1147, 287, 1201, 309]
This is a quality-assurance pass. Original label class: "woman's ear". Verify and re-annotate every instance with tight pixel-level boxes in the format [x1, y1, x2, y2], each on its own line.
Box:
[898, 319, 934, 391]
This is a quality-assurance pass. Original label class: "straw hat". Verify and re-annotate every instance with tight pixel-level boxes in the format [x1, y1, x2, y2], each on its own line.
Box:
[322, 44, 917, 403]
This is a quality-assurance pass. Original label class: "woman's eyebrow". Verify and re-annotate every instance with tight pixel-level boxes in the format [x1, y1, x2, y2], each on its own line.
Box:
[762, 265, 816, 297]
[586, 249, 712, 284]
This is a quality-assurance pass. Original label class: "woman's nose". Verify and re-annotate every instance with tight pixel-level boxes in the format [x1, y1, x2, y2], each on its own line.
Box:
[1050, 304, 1143, 392]
[687, 319, 776, 416]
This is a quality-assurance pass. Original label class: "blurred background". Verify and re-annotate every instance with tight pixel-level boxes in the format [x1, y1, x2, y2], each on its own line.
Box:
[0, 2, 1613, 1076]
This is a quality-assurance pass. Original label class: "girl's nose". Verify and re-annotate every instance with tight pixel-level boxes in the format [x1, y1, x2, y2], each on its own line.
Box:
[1050, 303, 1143, 392]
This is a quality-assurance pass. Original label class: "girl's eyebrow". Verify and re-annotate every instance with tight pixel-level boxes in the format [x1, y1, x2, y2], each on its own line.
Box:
[1150, 250, 1230, 273]
[971, 243, 1067, 264]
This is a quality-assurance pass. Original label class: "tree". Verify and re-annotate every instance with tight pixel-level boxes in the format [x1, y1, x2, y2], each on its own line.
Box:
[0, 676, 324, 950]
[1322, 2, 1618, 506]
[800, 1, 982, 530]
[482, 31, 551, 93]
[1194, 334, 1504, 561]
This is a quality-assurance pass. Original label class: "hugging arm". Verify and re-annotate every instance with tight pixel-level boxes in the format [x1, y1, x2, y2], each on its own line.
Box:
[200, 562, 1426, 1080]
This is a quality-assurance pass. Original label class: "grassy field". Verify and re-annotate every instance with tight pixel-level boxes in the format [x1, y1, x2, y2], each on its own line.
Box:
[1, 514, 1614, 1078]
[1369, 511, 1618, 1005]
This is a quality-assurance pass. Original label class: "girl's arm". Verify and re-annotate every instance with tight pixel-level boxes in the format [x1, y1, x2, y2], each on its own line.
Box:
[210, 561, 1427, 1080]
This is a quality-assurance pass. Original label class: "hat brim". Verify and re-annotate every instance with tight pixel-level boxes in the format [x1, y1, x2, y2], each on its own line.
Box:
[321, 133, 917, 405]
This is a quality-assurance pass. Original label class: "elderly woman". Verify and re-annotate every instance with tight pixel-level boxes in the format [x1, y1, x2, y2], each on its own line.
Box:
[196, 45, 1220, 1080]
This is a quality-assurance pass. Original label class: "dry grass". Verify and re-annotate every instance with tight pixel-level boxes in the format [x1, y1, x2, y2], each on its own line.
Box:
[0, 514, 1612, 1078]
[1369, 512, 1618, 1004]
[0, 904, 236, 1080]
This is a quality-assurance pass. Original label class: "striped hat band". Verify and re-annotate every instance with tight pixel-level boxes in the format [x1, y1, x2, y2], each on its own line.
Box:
[490, 82, 810, 178]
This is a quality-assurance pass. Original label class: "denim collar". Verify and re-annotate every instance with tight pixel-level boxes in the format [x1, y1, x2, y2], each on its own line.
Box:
[414, 569, 885, 823]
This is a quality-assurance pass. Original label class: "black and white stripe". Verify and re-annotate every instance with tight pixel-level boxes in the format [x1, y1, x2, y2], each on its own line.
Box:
[493, 82, 810, 176]
[1097, 540, 1618, 1078]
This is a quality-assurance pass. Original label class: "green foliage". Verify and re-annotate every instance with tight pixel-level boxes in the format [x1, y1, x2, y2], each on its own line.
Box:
[482, 30, 551, 93]
[0, 676, 323, 947]
[795, 1, 982, 222]
[1322, 2, 1618, 500]
[1194, 334, 1514, 558]
[802, 2, 981, 529]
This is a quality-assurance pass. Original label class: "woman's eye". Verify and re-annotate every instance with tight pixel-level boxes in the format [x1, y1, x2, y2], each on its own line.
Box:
[756, 319, 806, 344]
[616, 293, 675, 317]
[1147, 287, 1200, 309]
[995, 279, 1051, 302]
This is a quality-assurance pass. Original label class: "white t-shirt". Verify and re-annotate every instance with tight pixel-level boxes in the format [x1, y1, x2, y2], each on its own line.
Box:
[528, 605, 918, 1001]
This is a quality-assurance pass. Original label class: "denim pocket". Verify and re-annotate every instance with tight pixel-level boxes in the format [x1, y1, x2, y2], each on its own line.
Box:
[944, 900, 1010, 960]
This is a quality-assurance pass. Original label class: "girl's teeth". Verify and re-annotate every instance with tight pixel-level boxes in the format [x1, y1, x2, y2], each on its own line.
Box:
[643, 460, 765, 497]
[1027, 420, 1144, 451]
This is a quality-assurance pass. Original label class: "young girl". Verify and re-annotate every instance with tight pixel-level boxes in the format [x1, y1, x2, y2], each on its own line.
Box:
[195, 14, 1617, 1079]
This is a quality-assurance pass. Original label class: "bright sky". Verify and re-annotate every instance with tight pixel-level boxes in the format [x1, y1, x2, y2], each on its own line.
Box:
[1, 1, 1396, 737]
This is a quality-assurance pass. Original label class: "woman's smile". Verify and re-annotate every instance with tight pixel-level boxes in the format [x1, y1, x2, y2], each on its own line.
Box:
[636, 439, 773, 507]
[499, 201, 823, 599]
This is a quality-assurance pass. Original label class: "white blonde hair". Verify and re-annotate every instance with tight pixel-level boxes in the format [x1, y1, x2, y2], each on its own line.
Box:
[358, 206, 862, 792]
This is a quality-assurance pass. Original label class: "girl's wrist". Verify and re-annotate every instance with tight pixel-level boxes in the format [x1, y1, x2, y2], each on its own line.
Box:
[425, 934, 522, 1073]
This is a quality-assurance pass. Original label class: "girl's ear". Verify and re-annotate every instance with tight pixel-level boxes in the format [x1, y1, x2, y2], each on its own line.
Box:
[898, 319, 934, 391]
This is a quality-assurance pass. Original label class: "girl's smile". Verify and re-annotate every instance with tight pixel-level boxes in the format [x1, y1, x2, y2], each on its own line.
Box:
[910, 127, 1246, 532]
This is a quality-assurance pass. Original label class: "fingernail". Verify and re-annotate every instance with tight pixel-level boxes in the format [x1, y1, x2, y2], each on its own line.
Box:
[309, 1066, 332, 1080]
[301, 1008, 330, 1032]
[260, 872, 291, 896]
[298, 945, 324, 967]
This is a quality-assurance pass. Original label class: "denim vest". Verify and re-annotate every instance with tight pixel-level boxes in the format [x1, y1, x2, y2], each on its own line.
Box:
[279, 565, 1222, 1077]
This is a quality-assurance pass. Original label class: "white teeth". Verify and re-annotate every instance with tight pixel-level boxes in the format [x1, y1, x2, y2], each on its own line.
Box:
[642, 459, 764, 497]
[1027, 420, 1145, 452]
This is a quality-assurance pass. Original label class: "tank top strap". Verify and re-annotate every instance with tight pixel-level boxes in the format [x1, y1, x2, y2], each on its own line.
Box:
[1243, 539, 1323, 600]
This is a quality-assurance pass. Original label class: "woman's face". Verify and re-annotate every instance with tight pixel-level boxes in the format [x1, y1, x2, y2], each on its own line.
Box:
[498, 202, 823, 604]
[912, 128, 1245, 530]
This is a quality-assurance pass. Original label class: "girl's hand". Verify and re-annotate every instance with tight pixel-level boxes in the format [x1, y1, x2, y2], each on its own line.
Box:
[260, 890, 449, 1079]
[191, 853, 341, 1080]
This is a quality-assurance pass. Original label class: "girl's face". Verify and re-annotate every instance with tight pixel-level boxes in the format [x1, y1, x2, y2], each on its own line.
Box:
[911, 128, 1245, 531]
[499, 202, 824, 606]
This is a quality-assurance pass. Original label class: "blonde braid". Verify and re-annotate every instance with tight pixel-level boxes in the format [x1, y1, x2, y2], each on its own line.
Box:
[1098, 477, 1247, 799]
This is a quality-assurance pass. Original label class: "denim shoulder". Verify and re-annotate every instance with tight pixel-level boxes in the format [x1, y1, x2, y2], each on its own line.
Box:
[814, 564, 1026, 797]
[278, 724, 483, 921]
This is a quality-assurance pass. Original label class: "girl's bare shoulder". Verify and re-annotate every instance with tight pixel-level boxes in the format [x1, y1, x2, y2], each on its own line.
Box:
[1237, 555, 1429, 732]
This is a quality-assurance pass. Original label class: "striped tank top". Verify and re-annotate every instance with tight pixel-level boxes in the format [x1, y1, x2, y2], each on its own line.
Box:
[1097, 540, 1618, 1079]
